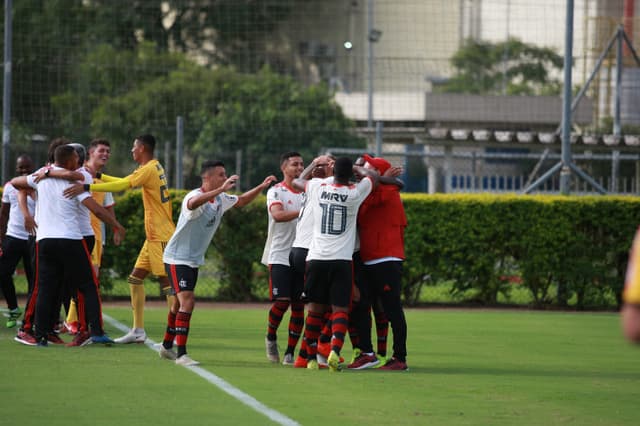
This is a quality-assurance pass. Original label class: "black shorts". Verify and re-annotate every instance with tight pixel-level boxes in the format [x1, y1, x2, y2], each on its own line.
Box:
[165, 263, 199, 293]
[269, 263, 302, 301]
[304, 259, 353, 308]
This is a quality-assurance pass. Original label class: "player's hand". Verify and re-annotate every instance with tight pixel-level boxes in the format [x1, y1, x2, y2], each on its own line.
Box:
[24, 216, 37, 235]
[63, 183, 85, 198]
[223, 175, 240, 191]
[384, 166, 403, 178]
[32, 167, 51, 183]
[113, 224, 125, 245]
[261, 175, 277, 189]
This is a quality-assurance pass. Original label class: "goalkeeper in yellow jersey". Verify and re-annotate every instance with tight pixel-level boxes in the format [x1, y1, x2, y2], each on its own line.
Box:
[622, 227, 640, 343]
[65, 134, 176, 344]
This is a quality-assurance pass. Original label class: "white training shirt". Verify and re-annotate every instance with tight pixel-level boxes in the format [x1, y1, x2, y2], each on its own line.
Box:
[292, 177, 334, 250]
[27, 167, 91, 241]
[261, 182, 304, 266]
[74, 167, 94, 237]
[305, 177, 373, 261]
[163, 188, 238, 268]
[1, 182, 36, 240]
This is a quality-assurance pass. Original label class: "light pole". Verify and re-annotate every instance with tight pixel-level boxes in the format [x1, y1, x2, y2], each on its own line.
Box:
[367, 0, 382, 129]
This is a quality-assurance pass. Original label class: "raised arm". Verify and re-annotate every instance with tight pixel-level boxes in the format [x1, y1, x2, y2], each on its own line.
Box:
[236, 175, 277, 208]
[32, 167, 84, 183]
[187, 175, 240, 211]
[64, 176, 131, 198]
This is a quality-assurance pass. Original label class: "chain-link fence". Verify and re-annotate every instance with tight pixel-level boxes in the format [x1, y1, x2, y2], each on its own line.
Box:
[2, 1, 639, 193]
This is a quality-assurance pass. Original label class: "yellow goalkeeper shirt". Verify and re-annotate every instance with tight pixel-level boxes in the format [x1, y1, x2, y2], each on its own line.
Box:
[89, 159, 175, 242]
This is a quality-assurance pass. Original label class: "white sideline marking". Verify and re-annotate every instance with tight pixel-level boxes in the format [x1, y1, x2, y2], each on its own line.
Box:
[103, 313, 300, 426]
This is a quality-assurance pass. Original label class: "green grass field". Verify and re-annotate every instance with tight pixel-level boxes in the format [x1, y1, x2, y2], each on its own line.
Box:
[1, 305, 638, 426]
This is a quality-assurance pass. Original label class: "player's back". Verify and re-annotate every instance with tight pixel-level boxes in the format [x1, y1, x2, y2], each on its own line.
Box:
[129, 159, 175, 241]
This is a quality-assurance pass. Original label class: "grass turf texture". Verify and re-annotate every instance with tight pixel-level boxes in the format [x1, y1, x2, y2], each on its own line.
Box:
[1, 306, 638, 425]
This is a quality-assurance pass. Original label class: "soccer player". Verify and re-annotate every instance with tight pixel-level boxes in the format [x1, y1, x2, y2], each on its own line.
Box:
[63, 139, 118, 335]
[0, 155, 35, 328]
[622, 227, 640, 343]
[261, 152, 305, 363]
[159, 160, 276, 365]
[292, 157, 378, 371]
[351, 154, 409, 370]
[12, 145, 125, 345]
[288, 155, 334, 367]
[64, 134, 175, 344]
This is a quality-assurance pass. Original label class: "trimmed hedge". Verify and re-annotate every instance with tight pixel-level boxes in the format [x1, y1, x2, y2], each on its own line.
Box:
[402, 194, 640, 309]
[3, 184, 637, 308]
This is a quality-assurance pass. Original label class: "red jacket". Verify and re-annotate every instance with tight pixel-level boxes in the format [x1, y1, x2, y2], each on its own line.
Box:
[357, 184, 407, 262]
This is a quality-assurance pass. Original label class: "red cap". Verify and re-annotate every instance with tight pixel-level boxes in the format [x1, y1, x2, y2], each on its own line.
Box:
[363, 154, 391, 175]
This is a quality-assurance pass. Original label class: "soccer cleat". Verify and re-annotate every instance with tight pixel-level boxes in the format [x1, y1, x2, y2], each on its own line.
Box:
[84, 334, 115, 346]
[175, 355, 199, 366]
[6, 308, 22, 328]
[282, 353, 294, 366]
[317, 341, 331, 358]
[327, 350, 342, 372]
[350, 347, 362, 364]
[378, 357, 408, 371]
[114, 328, 147, 344]
[265, 337, 279, 363]
[63, 321, 79, 335]
[306, 359, 319, 370]
[15, 330, 37, 346]
[46, 333, 65, 345]
[293, 355, 308, 368]
[373, 354, 388, 368]
[159, 346, 178, 361]
[66, 331, 91, 347]
[347, 352, 380, 370]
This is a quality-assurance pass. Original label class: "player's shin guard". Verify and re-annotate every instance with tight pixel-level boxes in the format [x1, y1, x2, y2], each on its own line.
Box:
[286, 302, 305, 354]
[330, 311, 349, 356]
[127, 275, 145, 329]
[175, 311, 192, 357]
[303, 310, 324, 359]
[267, 300, 289, 341]
[163, 311, 177, 349]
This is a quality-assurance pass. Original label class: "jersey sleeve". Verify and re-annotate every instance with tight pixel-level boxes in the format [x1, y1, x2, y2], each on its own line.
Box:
[90, 177, 131, 192]
[128, 164, 154, 188]
[1, 183, 11, 203]
[103, 192, 115, 208]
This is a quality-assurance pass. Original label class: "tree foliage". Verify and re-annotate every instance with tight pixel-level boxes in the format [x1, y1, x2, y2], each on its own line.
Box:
[51, 43, 363, 185]
[438, 38, 564, 96]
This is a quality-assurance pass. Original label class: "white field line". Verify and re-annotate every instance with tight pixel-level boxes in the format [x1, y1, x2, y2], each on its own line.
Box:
[103, 313, 300, 426]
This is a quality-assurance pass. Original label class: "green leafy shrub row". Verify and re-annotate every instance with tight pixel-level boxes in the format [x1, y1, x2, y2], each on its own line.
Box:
[402, 194, 640, 309]
[3, 184, 636, 308]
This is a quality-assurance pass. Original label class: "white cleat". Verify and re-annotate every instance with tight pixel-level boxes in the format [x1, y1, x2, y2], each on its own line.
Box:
[175, 355, 199, 366]
[159, 346, 177, 360]
[114, 328, 147, 344]
[282, 353, 294, 366]
[265, 337, 279, 363]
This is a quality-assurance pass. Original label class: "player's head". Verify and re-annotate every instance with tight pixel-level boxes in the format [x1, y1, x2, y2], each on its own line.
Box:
[47, 137, 71, 165]
[136, 134, 156, 152]
[200, 160, 227, 192]
[88, 138, 111, 168]
[312, 154, 334, 179]
[68, 143, 86, 167]
[363, 154, 391, 175]
[15, 155, 34, 176]
[132, 134, 156, 163]
[54, 144, 79, 171]
[279, 151, 304, 179]
[333, 156, 353, 183]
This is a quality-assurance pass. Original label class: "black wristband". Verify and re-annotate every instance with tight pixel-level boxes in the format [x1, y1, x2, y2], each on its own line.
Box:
[84, 184, 90, 191]
[95, 172, 102, 179]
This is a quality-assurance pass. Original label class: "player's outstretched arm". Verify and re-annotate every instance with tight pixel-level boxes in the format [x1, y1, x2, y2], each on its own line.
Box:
[236, 175, 277, 208]
[186, 175, 241, 210]
[63, 176, 131, 198]
[81, 197, 126, 240]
